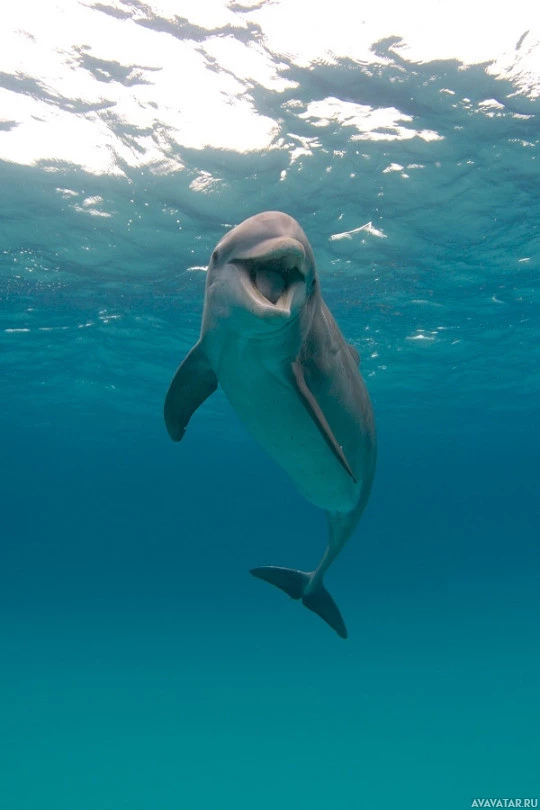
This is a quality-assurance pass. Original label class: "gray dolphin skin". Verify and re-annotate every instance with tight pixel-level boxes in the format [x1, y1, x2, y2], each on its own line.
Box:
[164, 211, 376, 639]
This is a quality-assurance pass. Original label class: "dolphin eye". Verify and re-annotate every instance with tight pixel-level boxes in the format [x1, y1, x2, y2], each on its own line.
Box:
[212, 250, 219, 263]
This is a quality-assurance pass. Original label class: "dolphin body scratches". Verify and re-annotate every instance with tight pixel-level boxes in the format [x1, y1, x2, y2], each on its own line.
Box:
[165, 211, 376, 638]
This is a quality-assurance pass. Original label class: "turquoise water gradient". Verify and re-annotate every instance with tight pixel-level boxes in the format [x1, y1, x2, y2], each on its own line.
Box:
[1, 2, 540, 808]
[2, 420, 538, 808]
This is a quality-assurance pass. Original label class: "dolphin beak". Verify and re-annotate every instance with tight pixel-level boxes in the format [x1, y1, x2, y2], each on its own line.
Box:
[234, 237, 307, 310]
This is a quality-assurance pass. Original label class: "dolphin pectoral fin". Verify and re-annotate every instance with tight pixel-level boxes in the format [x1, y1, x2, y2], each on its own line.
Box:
[164, 343, 218, 442]
[291, 360, 356, 482]
[250, 566, 348, 639]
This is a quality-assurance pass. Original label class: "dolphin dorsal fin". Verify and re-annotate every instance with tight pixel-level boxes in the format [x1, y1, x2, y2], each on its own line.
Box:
[291, 360, 356, 483]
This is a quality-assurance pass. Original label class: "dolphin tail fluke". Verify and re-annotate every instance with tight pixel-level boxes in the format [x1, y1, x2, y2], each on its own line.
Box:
[250, 566, 348, 639]
[303, 586, 348, 640]
[250, 565, 309, 599]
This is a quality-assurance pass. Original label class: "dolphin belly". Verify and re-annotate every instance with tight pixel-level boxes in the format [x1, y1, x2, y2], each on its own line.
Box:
[216, 351, 364, 514]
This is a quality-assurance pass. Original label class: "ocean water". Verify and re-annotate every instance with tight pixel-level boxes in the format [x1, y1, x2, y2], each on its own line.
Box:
[1, 2, 539, 809]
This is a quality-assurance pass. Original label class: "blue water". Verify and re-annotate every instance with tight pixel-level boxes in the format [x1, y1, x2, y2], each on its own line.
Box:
[1, 3, 539, 809]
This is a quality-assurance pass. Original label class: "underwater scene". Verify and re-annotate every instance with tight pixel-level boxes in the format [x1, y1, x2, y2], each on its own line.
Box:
[1, 2, 539, 809]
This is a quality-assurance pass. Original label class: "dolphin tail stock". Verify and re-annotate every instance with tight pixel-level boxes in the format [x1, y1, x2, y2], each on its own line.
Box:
[250, 566, 348, 639]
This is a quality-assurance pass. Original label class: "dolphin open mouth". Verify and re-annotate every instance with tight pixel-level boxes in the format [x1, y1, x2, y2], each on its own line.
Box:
[234, 238, 307, 307]
[247, 258, 304, 305]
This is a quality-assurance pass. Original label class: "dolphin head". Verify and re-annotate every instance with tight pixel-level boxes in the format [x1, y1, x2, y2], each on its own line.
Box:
[204, 211, 318, 335]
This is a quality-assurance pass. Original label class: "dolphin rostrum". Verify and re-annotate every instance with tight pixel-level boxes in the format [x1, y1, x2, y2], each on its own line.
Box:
[165, 211, 376, 638]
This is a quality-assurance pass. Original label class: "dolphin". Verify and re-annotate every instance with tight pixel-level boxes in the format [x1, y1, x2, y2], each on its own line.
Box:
[164, 211, 376, 638]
